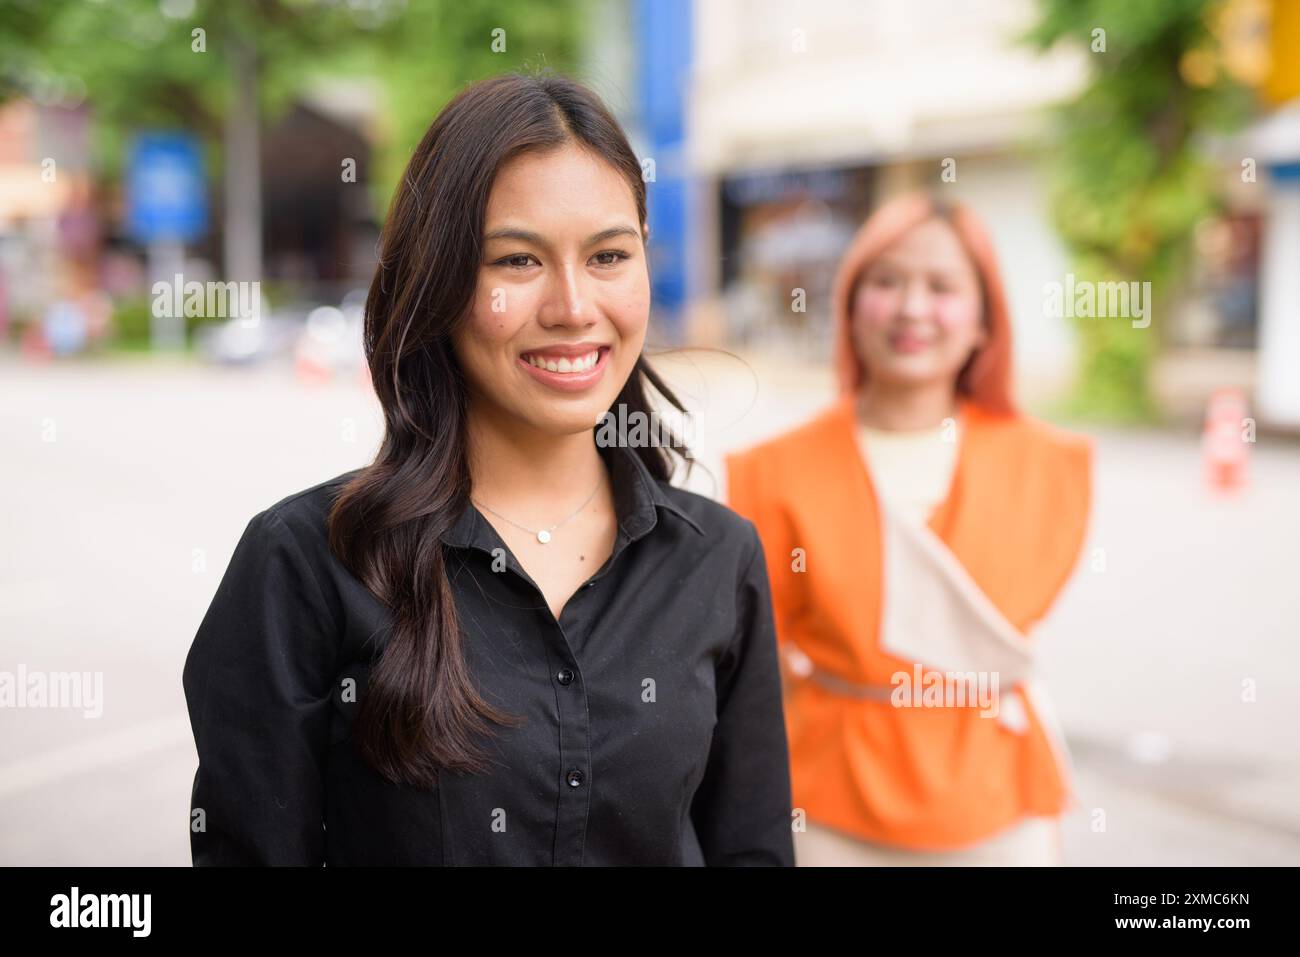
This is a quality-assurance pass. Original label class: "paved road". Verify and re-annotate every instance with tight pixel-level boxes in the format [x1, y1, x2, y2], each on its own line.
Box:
[2, 347, 1297, 865]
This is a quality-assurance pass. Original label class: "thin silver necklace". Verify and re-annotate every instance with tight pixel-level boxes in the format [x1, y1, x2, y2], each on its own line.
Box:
[472, 475, 604, 544]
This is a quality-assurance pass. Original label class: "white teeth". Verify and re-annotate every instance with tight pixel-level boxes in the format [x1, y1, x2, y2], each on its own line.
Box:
[523, 350, 600, 373]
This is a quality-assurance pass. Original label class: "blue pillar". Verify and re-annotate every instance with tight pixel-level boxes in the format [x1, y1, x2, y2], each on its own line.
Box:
[635, 0, 691, 342]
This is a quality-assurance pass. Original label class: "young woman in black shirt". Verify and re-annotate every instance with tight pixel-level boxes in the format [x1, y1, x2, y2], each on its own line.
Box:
[182, 72, 795, 866]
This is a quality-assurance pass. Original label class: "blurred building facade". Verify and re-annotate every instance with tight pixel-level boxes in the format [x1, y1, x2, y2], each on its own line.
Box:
[0, 99, 109, 350]
[683, 0, 1087, 404]
[1244, 0, 1300, 428]
[588, 0, 1299, 425]
[0, 78, 380, 356]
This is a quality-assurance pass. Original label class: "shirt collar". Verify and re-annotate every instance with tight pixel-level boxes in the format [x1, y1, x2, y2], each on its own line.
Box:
[440, 442, 704, 551]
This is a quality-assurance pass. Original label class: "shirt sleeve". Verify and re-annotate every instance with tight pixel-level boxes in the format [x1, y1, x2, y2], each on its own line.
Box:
[182, 509, 340, 866]
[689, 526, 795, 866]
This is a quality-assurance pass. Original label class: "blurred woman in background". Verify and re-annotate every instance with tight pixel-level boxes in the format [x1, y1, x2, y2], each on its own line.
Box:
[726, 192, 1093, 865]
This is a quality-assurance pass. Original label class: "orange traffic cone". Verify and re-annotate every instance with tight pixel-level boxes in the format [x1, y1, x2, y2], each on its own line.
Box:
[1202, 387, 1250, 494]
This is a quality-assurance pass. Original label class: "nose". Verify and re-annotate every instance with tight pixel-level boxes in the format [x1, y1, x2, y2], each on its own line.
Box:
[899, 277, 931, 322]
[537, 260, 597, 330]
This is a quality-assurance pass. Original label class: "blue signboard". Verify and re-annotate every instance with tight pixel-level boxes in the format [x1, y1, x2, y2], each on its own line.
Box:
[126, 132, 208, 243]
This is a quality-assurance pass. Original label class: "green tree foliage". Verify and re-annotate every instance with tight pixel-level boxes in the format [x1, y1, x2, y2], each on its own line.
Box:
[0, 0, 583, 212]
[1023, 0, 1253, 422]
[359, 1, 584, 204]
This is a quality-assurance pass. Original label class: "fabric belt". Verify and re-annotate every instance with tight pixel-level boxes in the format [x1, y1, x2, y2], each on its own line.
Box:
[782, 644, 896, 701]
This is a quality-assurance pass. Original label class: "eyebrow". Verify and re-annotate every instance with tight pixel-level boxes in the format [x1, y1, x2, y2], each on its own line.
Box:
[483, 225, 641, 246]
[869, 258, 962, 277]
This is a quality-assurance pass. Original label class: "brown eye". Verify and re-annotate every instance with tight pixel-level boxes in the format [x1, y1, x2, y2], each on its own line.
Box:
[591, 250, 631, 267]
[496, 254, 537, 269]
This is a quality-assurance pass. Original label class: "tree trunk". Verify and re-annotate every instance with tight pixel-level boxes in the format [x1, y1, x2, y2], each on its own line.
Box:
[224, 36, 261, 291]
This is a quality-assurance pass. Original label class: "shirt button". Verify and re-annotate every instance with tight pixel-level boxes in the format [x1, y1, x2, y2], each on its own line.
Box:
[556, 668, 575, 685]
[566, 769, 584, 788]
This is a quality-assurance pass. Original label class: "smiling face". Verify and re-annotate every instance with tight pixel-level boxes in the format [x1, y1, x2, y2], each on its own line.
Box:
[452, 143, 650, 438]
[850, 216, 987, 391]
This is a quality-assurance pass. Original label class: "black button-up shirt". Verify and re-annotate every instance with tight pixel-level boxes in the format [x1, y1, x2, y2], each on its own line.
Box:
[182, 441, 795, 866]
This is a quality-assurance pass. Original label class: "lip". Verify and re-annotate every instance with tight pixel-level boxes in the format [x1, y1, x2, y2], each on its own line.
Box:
[888, 333, 931, 354]
[519, 340, 608, 360]
[517, 344, 611, 393]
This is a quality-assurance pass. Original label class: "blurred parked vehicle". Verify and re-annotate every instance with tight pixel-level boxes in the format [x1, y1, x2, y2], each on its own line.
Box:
[194, 310, 303, 365]
[293, 299, 365, 380]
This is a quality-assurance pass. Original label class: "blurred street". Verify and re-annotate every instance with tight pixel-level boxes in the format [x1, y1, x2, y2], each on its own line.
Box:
[2, 348, 1297, 865]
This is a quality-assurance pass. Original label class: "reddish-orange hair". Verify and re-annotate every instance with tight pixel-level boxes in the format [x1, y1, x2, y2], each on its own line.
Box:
[830, 192, 1017, 414]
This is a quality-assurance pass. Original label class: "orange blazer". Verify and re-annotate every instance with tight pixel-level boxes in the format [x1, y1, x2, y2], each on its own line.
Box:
[725, 394, 1093, 849]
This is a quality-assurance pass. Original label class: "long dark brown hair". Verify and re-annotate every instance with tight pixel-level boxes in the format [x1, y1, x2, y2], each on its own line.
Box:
[328, 71, 691, 789]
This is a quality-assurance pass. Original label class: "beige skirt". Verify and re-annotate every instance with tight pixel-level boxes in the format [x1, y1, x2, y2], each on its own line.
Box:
[795, 815, 1064, 866]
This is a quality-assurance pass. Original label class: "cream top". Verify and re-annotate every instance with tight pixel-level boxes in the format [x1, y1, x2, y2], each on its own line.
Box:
[854, 415, 961, 526]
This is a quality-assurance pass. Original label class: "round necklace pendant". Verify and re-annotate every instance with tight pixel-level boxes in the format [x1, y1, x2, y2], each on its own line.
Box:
[537, 529, 552, 544]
